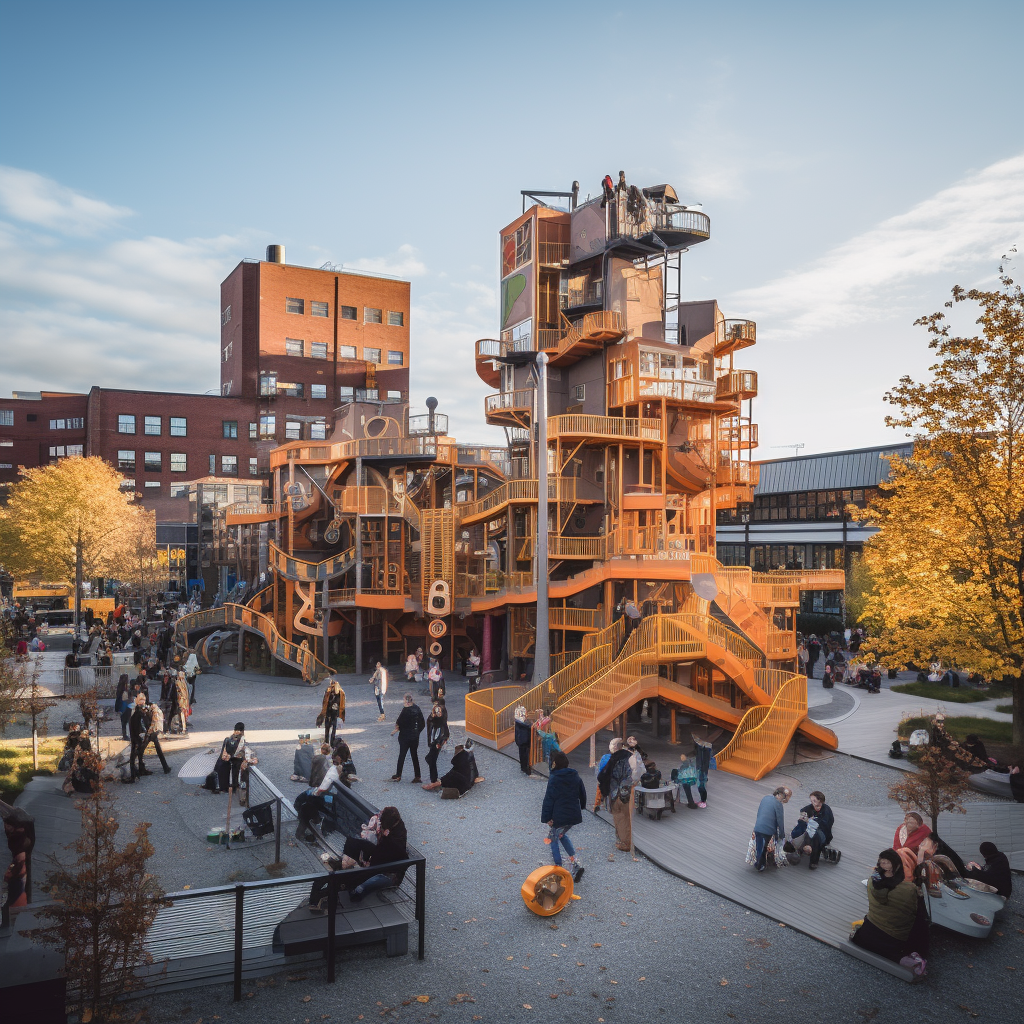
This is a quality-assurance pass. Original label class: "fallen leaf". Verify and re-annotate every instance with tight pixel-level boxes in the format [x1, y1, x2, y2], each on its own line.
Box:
[523, 1004, 532, 1009]
[720, 979, 729, 986]
[302, 996, 312, 1003]
[415, 995, 430, 1003]
[639, 976, 646, 981]
[592, 943, 602, 948]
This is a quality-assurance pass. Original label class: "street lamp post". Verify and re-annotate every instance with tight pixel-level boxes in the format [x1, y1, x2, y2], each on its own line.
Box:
[495, 348, 550, 685]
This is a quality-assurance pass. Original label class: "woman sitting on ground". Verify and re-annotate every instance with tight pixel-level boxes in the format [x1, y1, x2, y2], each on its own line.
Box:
[335, 806, 409, 902]
[892, 811, 930, 854]
[438, 739, 482, 798]
[788, 790, 835, 869]
[851, 849, 922, 965]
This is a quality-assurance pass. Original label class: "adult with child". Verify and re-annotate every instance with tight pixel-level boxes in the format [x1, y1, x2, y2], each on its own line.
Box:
[391, 693, 425, 783]
[787, 790, 836, 869]
[541, 750, 586, 881]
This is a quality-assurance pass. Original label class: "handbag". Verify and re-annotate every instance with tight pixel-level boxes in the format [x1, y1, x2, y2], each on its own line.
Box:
[315, 713, 325, 727]
[674, 758, 698, 785]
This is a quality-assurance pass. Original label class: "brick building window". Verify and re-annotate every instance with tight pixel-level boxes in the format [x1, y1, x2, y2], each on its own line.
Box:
[311, 384, 327, 399]
[223, 421, 238, 439]
[209, 454, 216, 474]
[387, 311, 404, 327]
[339, 345, 357, 359]
[249, 422, 257, 439]
[49, 446, 65, 458]
[171, 484, 189, 498]
[117, 450, 136, 472]
[50, 417, 84, 429]
[311, 301, 329, 318]
[364, 347, 381, 363]
[339, 386, 354, 401]
[221, 455, 238, 477]
[341, 305, 357, 320]
[249, 457, 259, 476]
[387, 350, 403, 365]
[144, 451, 161, 471]
[145, 416, 161, 436]
[260, 374, 277, 395]
[364, 307, 382, 324]
[286, 338, 304, 357]
[170, 453, 187, 473]
[259, 415, 276, 439]
[574, 384, 586, 401]
[170, 417, 187, 436]
[118, 414, 136, 434]
[145, 481, 161, 490]
[387, 390, 402, 401]
[286, 297, 304, 315]
[281, 383, 304, 398]
[66, 444, 83, 457]
[310, 421, 327, 440]
[285, 421, 301, 440]
[120, 479, 135, 491]
[0, 410, 13, 426]
[311, 342, 328, 359]
[221, 305, 231, 325]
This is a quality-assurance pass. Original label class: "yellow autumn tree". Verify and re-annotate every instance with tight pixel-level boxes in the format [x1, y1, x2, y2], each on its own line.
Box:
[0, 457, 154, 620]
[855, 271, 1024, 753]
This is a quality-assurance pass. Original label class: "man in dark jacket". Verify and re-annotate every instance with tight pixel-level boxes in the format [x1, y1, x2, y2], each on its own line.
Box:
[542, 750, 587, 881]
[391, 693, 425, 782]
[597, 738, 634, 852]
[514, 706, 533, 777]
[806, 637, 821, 678]
[788, 790, 834, 869]
[964, 842, 1012, 897]
[128, 694, 151, 780]
[439, 742, 477, 797]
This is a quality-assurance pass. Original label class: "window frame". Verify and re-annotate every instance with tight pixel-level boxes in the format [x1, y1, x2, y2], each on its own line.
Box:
[387, 310, 404, 327]
[144, 451, 162, 472]
[285, 338, 305, 358]
[364, 307, 383, 324]
[170, 417, 187, 437]
[170, 453, 187, 473]
[311, 383, 328, 399]
[221, 455, 238, 477]
[222, 420, 238, 439]
[117, 414, 136, 434]
[249, 457, 259, 477]
[117, 450, 136, 472]
[310, 301, 329, 318]
[144, 415, 162, 436]
[0, 410, 13, 427]
[310, 341, 328, 360]
[285, 420, 302, 440]
[259, 415, 276, 440]
[387, 350, 404, 365]
[340, 305, 357, 321]
[364, 347, 382, 364]
[286, 297, 305, 315]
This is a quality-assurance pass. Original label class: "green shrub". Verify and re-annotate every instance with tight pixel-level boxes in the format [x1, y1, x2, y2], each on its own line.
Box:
[891, 681, 989, 703]
[897, 715, 1011, 744]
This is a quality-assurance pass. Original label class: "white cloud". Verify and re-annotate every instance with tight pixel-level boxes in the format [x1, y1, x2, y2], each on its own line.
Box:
[731, 153, 1024, 335]
[0, 166, 132, 236]
[346, 243, 427, 278]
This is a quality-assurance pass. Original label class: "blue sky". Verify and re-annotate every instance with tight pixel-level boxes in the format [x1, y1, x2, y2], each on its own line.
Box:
[2, 0, 1023, 453]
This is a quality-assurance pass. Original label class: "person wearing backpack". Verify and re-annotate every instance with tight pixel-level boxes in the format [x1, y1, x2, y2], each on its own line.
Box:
[541, 750, 587, 881]
[391, 693, 425, 783]
[597, 738, 634, 853]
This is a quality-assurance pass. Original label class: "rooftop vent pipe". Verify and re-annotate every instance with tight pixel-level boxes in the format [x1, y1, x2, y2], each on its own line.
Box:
[266, 244, 285, 264]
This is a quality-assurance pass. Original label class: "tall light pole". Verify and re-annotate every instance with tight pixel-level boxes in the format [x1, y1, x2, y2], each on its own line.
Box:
[495, 348, 550, 684]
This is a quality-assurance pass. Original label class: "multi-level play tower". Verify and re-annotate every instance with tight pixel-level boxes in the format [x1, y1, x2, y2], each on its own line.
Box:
[177, 172, 845, 779]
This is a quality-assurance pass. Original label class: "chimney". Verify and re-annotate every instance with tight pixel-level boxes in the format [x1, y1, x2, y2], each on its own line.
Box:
[266, 244, 285, 264]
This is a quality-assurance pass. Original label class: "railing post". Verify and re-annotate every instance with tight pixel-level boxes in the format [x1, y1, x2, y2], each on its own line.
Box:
[233, 883, 244, 1001]
[326, 872, 338, 982]
[416, 857, 426, 959]
[274, 796, 282, 865]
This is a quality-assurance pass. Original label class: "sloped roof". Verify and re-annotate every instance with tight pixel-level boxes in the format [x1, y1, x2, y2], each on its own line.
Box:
[754, 443, 914, 495]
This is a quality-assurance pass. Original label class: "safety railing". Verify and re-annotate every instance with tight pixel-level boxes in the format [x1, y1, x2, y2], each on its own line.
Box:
[464, 684, 530, 745]
[718, 419, 759, 449]
[548, 414, 662, 441]
[549, 650, 581, 672]
[225, 502, 284, 523]
[338, 486, 395, 515]
[717, 459, 760, 486]
[637, 378, 717, 404]
[766, 628, 795, 657]
[750, 580, 801, 606]
[270, 435, 439, 469]
[457, 478, 539, 521]
[713, 673, 807, 780]
[268, 542, 356, 581]
[475, 338, 502, 358]
[547, 607, 599, 630]
[715, 318, 757, 354]
[538, 241, 570, 265]
[716, 370, 758, 401]
[62, 665, 115, 697]
[573, 310, 625, 341]
[517, 533, 609, 561]
[581, 616, 625, 656]
[754, 568, 846, 591]
[485, 390, 534, 417]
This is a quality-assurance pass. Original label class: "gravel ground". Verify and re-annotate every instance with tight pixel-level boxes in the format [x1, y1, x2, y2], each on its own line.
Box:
[70, 666, 1020, 1024]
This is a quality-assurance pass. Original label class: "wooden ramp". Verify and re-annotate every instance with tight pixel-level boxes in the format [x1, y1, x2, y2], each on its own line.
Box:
[574, 758, 922, 981]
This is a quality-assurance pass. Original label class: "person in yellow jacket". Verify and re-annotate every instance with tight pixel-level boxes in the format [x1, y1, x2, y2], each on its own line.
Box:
[317, 678, 346, 744]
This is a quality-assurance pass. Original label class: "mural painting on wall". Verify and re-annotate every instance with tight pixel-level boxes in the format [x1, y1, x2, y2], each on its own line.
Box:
[501, 217, 535, 330]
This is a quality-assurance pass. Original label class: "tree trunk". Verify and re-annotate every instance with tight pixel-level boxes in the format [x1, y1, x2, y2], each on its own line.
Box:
[75, 529, 83, 629]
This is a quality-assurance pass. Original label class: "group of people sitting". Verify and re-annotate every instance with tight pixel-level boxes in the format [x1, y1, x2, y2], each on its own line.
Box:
[850, 810, 1012, 973]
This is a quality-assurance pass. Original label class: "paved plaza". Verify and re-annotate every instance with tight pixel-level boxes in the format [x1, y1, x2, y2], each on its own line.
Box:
[12, 660, 1020, 1024]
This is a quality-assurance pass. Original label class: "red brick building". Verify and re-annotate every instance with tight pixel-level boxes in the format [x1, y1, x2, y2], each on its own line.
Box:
[0, 391, 89, 487]
[219, 248, 411, 470]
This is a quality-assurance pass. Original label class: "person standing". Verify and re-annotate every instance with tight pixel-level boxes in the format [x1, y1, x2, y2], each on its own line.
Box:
[541, 750, 587, 881]
[391, 693, 425, 783]
[215, 722, 253, 800]
[143, 701, 171, 774]
[422, 702, 450, 790]
[115, 673, 132, 740]
[514, 705, 534, 777]
[128, 694, 151, 780]
[370, 661, 388, 722]
[806, 636, 821, 679]
[683, 725, 720, 808]
[318, 679, 346, 745]
[597, 738, 634, 853]
[172, 671, 190, 734]
[752, 786, 791, 871]
[405, 650, 419, 683]
[183, 647, 200, 705]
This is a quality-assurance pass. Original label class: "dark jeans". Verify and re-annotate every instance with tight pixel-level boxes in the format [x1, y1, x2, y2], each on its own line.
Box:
[396, 737, 420, 778]
[188, 672, 196, 704]
[120, 707, 132, 738]
[518, 741, 532, 775]
[129, 737, 147, 778]
[324, 715, 339, 746]
[754, 831, 774, 869]
[216, 757, 242, 792]
[851, 918, 905, 962]
[425, 744, 443, 783]
[143, 734, 169, 772]
[807, 659, 818, 678]
[295, 791, 328, 840]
